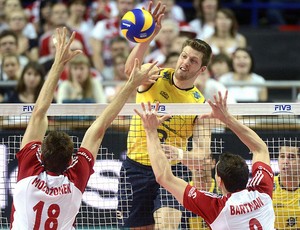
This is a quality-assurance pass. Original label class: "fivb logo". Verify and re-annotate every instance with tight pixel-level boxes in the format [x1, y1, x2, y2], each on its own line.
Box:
[150, 104, 167, 114]
[273, 104, 293, 114]
[22, 105, 34, 114]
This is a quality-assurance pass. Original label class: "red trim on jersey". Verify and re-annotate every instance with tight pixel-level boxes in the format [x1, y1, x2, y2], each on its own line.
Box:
[183, 161, 274, 225]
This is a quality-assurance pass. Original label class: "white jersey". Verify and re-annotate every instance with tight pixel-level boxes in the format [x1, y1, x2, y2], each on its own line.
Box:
[11, 141, 95, 230]
[183, 162, 275, 229]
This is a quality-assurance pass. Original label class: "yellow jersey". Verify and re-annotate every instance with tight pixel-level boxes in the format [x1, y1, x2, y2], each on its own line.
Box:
[273, 175, 300, 229]
[127, 68, 205, 166]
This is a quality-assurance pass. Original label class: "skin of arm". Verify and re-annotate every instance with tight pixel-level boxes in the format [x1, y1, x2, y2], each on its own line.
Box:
[135, 101, 188, 204]
[21, 27, 82, 149]
[81, 60, 160, 160]
[200, 91, 270, 166]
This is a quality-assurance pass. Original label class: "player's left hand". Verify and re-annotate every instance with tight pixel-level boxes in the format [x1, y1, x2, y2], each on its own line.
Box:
[134, 101, 171, 131]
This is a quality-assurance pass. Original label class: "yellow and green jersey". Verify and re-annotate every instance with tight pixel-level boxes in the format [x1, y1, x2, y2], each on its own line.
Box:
[273, 175, 300, 229]
[127, 68, 205, 166]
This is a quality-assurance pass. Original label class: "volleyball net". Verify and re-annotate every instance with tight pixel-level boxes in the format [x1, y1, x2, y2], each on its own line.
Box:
[0, 103, 299, 229]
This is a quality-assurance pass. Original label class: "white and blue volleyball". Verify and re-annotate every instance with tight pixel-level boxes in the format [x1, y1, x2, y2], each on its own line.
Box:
[121, 9, 155, 43]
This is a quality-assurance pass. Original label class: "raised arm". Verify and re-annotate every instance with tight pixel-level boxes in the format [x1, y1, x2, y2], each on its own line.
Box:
[134, 102, 188, 205]
[81, 60, 160, 160]
[21, 28, 82, 149]
[201, 91, 270, 166]
[124, 1, 165, 76]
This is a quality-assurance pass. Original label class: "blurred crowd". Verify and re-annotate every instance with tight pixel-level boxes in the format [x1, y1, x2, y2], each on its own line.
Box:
[0, 0, 299, 104]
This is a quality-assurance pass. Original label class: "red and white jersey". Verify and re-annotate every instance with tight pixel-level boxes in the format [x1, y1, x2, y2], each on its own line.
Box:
[183, 162, 275, 230]
[10, 141, 94, 230]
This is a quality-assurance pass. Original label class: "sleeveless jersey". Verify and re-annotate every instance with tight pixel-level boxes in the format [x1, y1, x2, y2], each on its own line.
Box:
[273, 175, 300, 229]
[183, 162, 275, 229]
[127, 68, 205, 166]
[10, 141, 95, 230]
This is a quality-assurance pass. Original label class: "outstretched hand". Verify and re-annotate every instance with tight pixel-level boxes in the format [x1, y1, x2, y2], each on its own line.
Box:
[134, 101, 172, 132]
[128, 59, 161, 87]
[52, 27, 82, 66]
[145, 1, 165, 39]
[200, 91, 230, 124]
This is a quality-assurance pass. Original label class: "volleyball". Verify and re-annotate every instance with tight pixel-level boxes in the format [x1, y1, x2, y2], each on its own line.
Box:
[120, 8, 155, 43]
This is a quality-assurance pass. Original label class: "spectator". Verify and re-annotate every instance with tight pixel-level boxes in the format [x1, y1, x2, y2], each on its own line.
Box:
[5, 61, 45, 103]
[144, 19, 180, 66]
[66, 0, 94, 54]
[39, 2, 89, 58]
[90, 0, 135, 73]
[137, 0, 186, 23]
[273, 138, 300, 229]
[206, 8, 247, 56]
[1, 53, 21, 81]
[102, 35, 131, 81]
[90, 0, 118, 23]
[3, 0, 37, 40]
[162, 51, 180, 68]
[6, 9, 38, 61]
[170, 34, 190, 53]
[0, 30, 29, 76]
[0, 53, 22, 102]
[189, 0, 219, 41]
[33, 0, 53, 36]
[208, 53, 231, 80]
[57, 54, 106, 103]
[105, 53, 136, 103]
[219, 47, 268, 102]
[195, 69, 236, 103]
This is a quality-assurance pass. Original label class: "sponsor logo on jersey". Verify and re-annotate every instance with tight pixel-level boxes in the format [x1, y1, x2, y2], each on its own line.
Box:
[286, 217, 297, 227]
[78, 151, 92, 162]
[160, 91, 169, 100]
[188, 186, 197, 199]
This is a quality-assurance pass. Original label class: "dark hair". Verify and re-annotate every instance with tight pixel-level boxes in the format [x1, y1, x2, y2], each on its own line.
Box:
[164, 51, 180, 64]
[182, 38, 212, 67]
[196, 0, 220, 26]
[17, 62, 45, 101]
[215, 8, 238, 38]
[216, 152, 249, 193]
[209, 53, 232, 71]
[232, 47, 255, 73]
[0, 30, 18, 44]
[279, 138, 300, 154]
[42, 131, 74, 174]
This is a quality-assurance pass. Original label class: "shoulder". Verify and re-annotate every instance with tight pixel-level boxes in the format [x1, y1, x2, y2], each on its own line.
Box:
[251, 73, 266, 82]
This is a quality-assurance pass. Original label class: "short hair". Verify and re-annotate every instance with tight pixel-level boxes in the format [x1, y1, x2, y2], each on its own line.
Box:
[0, 30, 18, 44]
[216, 152, 249, 193]
[164, 51, 180, 64]
[182, 39, 212, 67]
[279, 139, 300, 154]
[42, 131, 74, 174]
